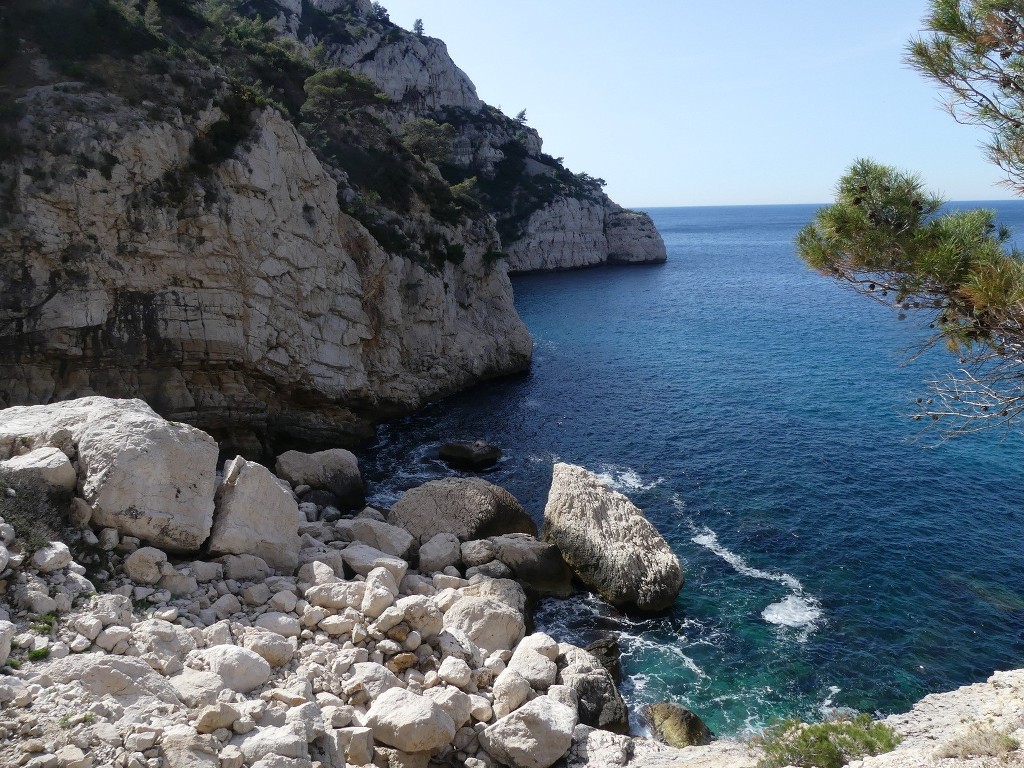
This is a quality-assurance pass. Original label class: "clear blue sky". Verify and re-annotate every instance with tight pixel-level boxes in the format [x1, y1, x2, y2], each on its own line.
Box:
[379, 0, 1016, 208]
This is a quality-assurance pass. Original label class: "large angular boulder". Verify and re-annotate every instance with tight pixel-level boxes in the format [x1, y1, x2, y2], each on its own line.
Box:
[340, 517, 414, 559]
[275, 448, 364, 509]
[442, 596, 525, 655]
[0, 447, 76, 491]
[490, 533, 574, 597]
[541, 463, 683, 611]
[388, 478, 536, 545]
[209, 456, 301, 573]
[0, 397, 218, 551]
[479, 696, 578, 768]
[365, 687, 457, 754]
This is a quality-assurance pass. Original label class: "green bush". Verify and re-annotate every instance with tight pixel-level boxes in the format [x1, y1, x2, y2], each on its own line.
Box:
[756, 714, 901, 768]
[27, 647, 51, 662]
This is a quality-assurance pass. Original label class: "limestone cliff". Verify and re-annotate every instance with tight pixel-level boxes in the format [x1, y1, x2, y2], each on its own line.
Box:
[266, 0, 667, 270]
[0, 13, 530, 452]
[506, 198, 667, 273]
[0, 0, 660, 451]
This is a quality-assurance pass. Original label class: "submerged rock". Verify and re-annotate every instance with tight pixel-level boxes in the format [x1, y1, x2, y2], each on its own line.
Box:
[439, 440, 502, 470]
[541, 462, 683, 611]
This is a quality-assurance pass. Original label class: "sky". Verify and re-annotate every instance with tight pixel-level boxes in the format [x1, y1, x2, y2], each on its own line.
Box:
[378, 0, 1017, 208]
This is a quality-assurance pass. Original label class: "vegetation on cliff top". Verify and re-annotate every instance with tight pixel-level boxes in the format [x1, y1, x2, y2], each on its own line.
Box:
[755, 714, 901, 768]
[0, 0, 614, 268]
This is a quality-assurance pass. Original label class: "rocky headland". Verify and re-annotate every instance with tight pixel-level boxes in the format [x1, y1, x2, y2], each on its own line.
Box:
[0, 0, 665, 453]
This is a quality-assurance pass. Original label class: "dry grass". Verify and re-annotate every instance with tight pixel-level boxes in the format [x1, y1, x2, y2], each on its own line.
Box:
[937, 722, 1020, 760]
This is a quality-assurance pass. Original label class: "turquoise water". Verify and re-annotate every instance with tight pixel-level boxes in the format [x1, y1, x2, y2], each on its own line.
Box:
[360, 203, 1024, 736]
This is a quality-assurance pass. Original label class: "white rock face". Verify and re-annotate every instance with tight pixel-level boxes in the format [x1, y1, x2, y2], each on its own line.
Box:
[504, 197, 667, 273]
[188, 646, 272, 693]
[0, 398, 218, 552]
[0, 447, 76, 491]
[0, 95, 532, 449]
[442, 596, 525, 655]
[209, 456, 301, 572]
[331, 33, 482, 112]
[366, 687, 458, 754]
[542, 462, 683, 611]
[46, 655, 183, 705]
[480, 696, 578, 768]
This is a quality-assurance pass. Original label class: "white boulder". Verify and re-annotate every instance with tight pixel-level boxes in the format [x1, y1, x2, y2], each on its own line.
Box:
[124, 546, 169, 585]
[275, 448, 364, 508]
[341, 517, 414, 558]
[0, 398, 218, 551]
[480, 696, 577, 768]
[30, 541, 72, 572]
[209, 456, 301, 572]
[188, 646, 272, 693]
[542, 462, 683, 611]
[442, 596, 525, 655]
[341, 542, 408, 583]
[366, 687, 457, 754]
[0, 447, 76, 491]
[388, 478, 536, 544]
[418, 532, 462, 574]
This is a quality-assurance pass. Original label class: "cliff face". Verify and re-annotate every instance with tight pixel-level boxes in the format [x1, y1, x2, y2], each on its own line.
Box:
[0, 75, 529, 452]
[0, 0, 660, 451]
[505, 198, 667, 273]
[267, 0, 666, 271]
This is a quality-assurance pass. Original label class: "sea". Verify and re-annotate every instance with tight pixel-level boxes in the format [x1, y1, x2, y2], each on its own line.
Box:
[357, 202, 1024, 737]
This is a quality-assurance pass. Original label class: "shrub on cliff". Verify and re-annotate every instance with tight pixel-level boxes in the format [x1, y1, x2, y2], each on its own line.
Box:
[400, 119, 456, 165]
[755, 713, 900, 768]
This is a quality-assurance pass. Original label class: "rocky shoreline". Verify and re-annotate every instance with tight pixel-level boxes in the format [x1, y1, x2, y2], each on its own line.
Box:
[0, 396, 721, 768]
[0, 397, 1021, 768]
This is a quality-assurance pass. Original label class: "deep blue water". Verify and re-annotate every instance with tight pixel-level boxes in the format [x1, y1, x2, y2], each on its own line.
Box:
[359, 202, 1024, 736]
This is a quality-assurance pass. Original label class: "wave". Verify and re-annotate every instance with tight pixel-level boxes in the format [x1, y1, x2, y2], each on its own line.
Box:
[762, 595, 822, 629]
[691, 527, 823, 636]
[595, 465, 665, 493]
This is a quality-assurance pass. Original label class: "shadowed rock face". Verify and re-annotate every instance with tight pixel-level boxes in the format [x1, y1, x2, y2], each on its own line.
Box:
[0, 100, 531, 456]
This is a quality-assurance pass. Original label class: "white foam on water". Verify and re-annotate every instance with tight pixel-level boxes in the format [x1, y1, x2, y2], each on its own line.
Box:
[761, 594, 822, 628]
[595, 465, 664, 493]
[691, 527, 823, 636]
